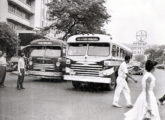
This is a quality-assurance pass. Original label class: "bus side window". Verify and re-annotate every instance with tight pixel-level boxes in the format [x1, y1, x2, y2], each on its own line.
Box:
[120, 48, 123, 58]
[112, 45, 117, 57]
[123, 50, 126, 58]
[117, 47, 119, 57]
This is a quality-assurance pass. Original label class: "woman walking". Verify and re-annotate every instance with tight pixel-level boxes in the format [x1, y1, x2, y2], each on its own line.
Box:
[124, 60, 160, 120]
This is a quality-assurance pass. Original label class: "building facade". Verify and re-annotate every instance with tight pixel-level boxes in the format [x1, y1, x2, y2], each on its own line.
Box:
[0, 0, 50, 34]
[131, 40, 148, 55]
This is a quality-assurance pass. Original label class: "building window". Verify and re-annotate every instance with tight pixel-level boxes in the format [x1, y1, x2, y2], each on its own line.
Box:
[8, 4, 31, 20]
[8, 21, 29, 30]
[19, 0, 32, 6]
[26, 0, 32, 6]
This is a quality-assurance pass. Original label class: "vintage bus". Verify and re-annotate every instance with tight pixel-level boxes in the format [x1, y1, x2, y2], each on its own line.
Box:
[64, 34, 132, 90]
[23, 38, 66, 79]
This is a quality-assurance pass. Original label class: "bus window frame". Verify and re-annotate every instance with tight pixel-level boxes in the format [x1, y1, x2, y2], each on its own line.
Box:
[116, 47, 120, 57]
[112, 45, 117, 57]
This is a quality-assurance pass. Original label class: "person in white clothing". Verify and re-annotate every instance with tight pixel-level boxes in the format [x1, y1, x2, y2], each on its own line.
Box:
[124, 60, 160, 120]
[17, 52, 25, 90]
[112, 55, 137, 108]
[0, 51, 7, 88]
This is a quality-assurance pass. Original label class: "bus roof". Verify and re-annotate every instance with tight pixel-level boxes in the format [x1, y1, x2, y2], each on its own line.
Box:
[67, 34, 132, 53]
[30, 38, 66, 47]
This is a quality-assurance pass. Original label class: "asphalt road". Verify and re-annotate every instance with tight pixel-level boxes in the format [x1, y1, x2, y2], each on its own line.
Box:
[0, 69, 165, 120]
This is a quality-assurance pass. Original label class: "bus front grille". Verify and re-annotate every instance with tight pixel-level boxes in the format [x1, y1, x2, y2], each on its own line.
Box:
[71, 63, 102, 77]
[33, 64, 55, 72]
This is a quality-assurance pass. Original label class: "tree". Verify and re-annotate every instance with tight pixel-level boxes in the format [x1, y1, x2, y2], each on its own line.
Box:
[145, 48, 157, 60]
[0, 22, 19, 58]
[144, 47, 164, 62]
[45, 0, 110, 40]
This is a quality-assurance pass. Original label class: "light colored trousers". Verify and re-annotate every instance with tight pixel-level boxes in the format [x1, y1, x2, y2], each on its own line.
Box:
[113, 76, 132, 105]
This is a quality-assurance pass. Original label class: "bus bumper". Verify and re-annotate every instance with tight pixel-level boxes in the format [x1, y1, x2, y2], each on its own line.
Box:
[28, 71, 62, 78]
[64, 75, 111, 83]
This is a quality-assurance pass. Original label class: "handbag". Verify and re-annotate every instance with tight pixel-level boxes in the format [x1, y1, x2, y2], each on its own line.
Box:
[143, 110, 152, 120]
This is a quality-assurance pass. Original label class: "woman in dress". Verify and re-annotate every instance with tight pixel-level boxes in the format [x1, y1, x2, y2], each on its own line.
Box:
[124, 60, 160, 120]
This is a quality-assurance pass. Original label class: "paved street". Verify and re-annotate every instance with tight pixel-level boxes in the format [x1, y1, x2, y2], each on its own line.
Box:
[0, 69, 165, 120]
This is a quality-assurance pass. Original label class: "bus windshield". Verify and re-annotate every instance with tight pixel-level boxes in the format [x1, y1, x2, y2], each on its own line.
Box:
[68, 43, 87, 56]
[30, 46, 61, 58]
[68, 43, 110, 56]
[88, 43, 110, 56]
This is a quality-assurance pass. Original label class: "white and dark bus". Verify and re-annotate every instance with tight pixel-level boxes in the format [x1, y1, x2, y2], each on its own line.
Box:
[64, 34, 132, 90]
[23, 38, 66, 79]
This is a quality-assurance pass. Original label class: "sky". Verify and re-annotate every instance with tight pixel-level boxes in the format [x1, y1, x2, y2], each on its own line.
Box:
[104, 0, 165, 45]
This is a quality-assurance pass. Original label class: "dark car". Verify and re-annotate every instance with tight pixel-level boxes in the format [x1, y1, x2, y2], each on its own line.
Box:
[128, 65, 144, 75]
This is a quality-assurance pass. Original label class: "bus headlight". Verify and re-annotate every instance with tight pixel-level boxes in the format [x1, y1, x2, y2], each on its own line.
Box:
[29, 61, 33, 66]
[65, 67, 71, 73]
[66, 59, 71, 64]
[104, 61, 111, 66]
[56, 62, 60, 67]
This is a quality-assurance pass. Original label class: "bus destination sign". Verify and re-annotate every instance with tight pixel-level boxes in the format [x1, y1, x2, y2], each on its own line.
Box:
[76, 37, 99, 41]
[38, 41, 52, 45]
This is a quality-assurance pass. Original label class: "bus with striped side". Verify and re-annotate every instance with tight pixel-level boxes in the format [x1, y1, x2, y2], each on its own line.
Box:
[64, 34, 132, 90]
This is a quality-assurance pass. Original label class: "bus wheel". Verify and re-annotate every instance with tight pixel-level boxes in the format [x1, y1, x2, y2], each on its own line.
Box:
[72, 81, 81, 89]
[107, 73, 117, 91]
[108, 81, 116, 91]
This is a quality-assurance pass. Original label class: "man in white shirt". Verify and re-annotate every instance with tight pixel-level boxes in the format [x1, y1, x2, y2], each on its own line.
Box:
[0, 51, 7, 88]
[112, 55, 137, 108]
[17, 52, 25, 90]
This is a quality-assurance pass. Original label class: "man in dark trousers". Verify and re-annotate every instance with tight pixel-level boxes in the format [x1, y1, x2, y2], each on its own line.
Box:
[0, 51, 7, 88]
[17, 52, 25, 90]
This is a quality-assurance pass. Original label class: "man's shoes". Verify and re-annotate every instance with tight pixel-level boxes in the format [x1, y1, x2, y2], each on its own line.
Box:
[112, 103, 122, 108]
[21, 87, 25, 89]
[17, 87, 21, 90]
[126, 104, 133, 108]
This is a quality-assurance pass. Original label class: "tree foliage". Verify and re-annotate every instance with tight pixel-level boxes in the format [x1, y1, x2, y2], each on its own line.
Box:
[144, 46, 164, 62]
[0, 22, 19, 58]
[45, 0, 110, 40]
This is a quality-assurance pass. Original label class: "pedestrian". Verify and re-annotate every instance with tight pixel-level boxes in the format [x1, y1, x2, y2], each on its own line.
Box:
[112, 55, 137, 108]
[124, 60, 160, 120]
[159, 94, 165, 105]
[0, 51, 7, 88]
[17, 51, 25, 90]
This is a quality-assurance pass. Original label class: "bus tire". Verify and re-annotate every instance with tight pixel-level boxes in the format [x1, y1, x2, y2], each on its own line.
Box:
[107, 73, 117, 91]
[72, 81, 81, 89]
